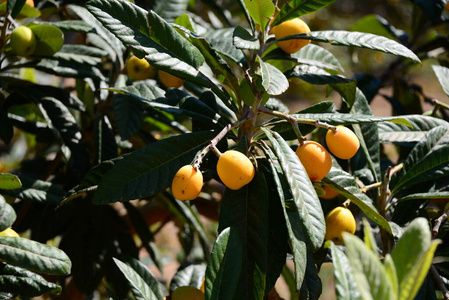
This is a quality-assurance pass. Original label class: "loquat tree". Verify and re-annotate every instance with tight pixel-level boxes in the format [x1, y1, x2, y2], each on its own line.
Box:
[0, 0, 449, 299]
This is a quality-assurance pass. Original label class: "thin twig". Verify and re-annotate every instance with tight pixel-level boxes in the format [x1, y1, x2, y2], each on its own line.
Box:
[433, 210, 449, 238]
[431, 265, 449, 300]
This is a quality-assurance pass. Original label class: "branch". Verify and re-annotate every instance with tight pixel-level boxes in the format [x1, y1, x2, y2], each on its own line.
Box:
[431, 265, 449, 300]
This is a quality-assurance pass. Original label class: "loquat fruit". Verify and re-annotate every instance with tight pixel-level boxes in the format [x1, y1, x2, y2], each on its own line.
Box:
[172, 286, 204, 300]
[216, 150, 255, 190]
[325, 206, 356, 245]
[158, 70, 185, 88]
[10, 26, 36, 57]
[320, 185, 340, 200]
[126, 55, 156, 80]
[274, 18, 311, 54]
[171, 165, 203, 201]
[0, 228, 19, 237]
[295, 141, 332, 182]
[326, 126, 360, 160]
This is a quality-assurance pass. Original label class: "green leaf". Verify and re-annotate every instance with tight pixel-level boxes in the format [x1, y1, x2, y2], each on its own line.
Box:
[383, 255, 398, 299]
[344, 233, 395, 300]
[35, 59, 106, 81]
[147, 10, 204, 69]
[205, 227, 243, 300]
[243, 0, 275, 33]
[0, 176, 65, 205]
[277, 30, 420, 63]
[0, 200, 16, 232]
[323, 168, 392, 233]
[329, 242, 361, 300]
[93, 131, 215, 204]
[113, 258, 159, 300]
[432, 65, 449, 98]
[150, 0, 189, 22]
[170, 264, 205, 291]
[38, 20, 94, 33]
[378, 115, 449, 144]
[262, 128, 326, 251]
[29, 24, 64, 56]
[287, 113, 411, 127]
[362, 219, 378, 254]
[0, 174, 21, 190]
[0, 237, 71, 276]
[397, 192, 449, 202]
[286, 64, 354, 85]
[260, 144, 306, 290]
[391, 218, 431, 286]
[53, 44, 106, 66]
[204, 29, 245, 63]
[349, 14, 395, 39]
[398, 240, 440, 300]
[217, 171, 269, 300]
[259, 59, 289, 96]
[392, 128, 449, 194]
[233, 26, 260, 50]
[273, 0, 337, 26]
[0, 263, 61, 297]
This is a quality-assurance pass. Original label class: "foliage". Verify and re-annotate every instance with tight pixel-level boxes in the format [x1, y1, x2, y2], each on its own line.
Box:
[0, 0, 448, 299]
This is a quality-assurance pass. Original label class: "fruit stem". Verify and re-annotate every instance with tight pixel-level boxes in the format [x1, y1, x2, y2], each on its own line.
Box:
[342, 199, 351, 208]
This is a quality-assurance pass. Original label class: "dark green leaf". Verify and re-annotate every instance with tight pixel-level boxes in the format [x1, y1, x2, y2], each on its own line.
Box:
[35, 59, 106, 81]
[113, 258, 159, 300]
[260, 144, 306, 290]
[292, 44, 343, 71]
[0, 176, 65, 205]
[286, 64, 354, 85]
[0, 263, 61, 297]
[205, 227, 243, 300]
[114, 256, 163, 299]
[0, 109, 13, 145]
[93, 131, 215, 204]
[204, 29, 245, 63]
[53, 44, 106, 66]
[170, 263, 205, 292]
[277, 31, 420, 62]
[233, 26, 260, 50]
[330, 242, 361, 300]
[263, 128, 325, 251]
[218, 171, 269, 300]
[323, 168, 391, 233]
[0, 237, 71, 275]
[378, 115, 449, 144]
[273, 0, 337, 26]
[151, 0, 189, 22]
[38, 20, 95, 33]
[0, 200, 16, 232]
[398, 192, 449, 202]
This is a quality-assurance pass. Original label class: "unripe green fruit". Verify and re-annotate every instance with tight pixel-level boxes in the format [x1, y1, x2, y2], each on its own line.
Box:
[10, 26, 36, 57]
[217, 150, 255, 190]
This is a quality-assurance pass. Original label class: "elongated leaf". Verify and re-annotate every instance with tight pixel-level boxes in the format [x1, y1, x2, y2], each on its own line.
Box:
[432, 65, 449, 98]
[93, 131, 215, 204]
[260, 144, 306, 290]
[0, 176, 65, 205]
[391, 218, 431, 285]
[398, 241, 440, 300]
[170, 263, 205, 291]
[392, 130, 449, 194]
[383, 255, 398, 299]
[263, 128, 325, 250]
[0, 237, 71, 276]
[330, 242, 361, 300]
[378, 115, 449, 143]
[0, 174, 21, 190]
[86, 0, 212, 88]
[344, 233, 395, 300]
[0, 263, 61, 297]
[0, 202, 16, 232]
[53, 44, 106, 66]
[116, 256, 163, 299]
[293, 44, 343, 71]
[277, 31, 420, 62]
[113, 258, 158, 300]
[286, 64, 354, 85]
[151, 0, 189, 22]
[362, 219, 378, 254]
[218, 171, 268, 300]
[233, 26, 260, 50]
[259, 59, 289, 96]
[38, 20, 94, 33]
[273, 0, 337, 26]
[29, 24, 64, 57]
[205, 227, 242, 300]
[244, 0, 275, 32]
[34, 59, 106, 80]
[398, 192, 449, 202]
[323, 168, 391, 233]
[204, 29, 245, 63]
